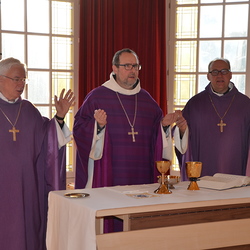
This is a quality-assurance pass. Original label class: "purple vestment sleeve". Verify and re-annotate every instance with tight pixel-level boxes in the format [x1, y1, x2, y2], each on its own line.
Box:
[37, 119, 66, 250]
[73, 94, 96, 188]
[45, 119, 66, 191]
[153, 124, 165, 179]
[92, 128, 113, 188]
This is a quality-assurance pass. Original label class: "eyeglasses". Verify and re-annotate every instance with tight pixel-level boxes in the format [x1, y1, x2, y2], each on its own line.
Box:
[116, 64, 142, 71]
[0, 74, 28, 83]
[209, 69, 231, 76]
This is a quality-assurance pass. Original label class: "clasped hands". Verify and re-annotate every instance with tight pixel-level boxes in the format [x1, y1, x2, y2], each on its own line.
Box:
[161, 110, 187, 136]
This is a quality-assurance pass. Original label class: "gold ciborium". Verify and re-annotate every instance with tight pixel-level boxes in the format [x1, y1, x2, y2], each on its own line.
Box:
[154, 161, 172, 194]
[186, 161, 202, 190]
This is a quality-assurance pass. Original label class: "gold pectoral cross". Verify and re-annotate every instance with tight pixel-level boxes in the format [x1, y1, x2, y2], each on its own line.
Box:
[217, 119, 226, 133]
[9, 126, 19, 141]
[128, 127, 138, 142]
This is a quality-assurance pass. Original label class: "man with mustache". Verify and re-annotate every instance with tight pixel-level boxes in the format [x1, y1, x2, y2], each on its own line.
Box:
[74, 48, 188, 189]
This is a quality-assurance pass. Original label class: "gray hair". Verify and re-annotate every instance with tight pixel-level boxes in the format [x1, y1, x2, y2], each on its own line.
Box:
[208, 58, 231, 72]
[0, 57, 27, 75]
[112, 48, 139, 66]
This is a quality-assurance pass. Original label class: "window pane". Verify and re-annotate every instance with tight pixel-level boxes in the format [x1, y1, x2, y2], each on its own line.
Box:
[52, 72, 73, 99]
[201, 0, 222, 3]
[199, 41, 221, 72]
[225, 5, 248, 37]
[226, 0, 248, 2]
[176, 7, 197, 39]
[1, 0, 24, 31]
[174, 74, 196, 106]
[36, 107, 50, 117]
[231, 75, 246, 94]
[28, 71, 50, 104]
[52, 1, 73, 35]
[176, 41, 197, 72]
[177, 0, 198, 4]
[27, 0, 49, 33]
[224, 40, 247, 71]
[198, 75, 209, 93]
[52, 37, 73, 70]
[2, 34, 25, 61]
[200, 6, 223, 38]
[28, 35, 49, 69]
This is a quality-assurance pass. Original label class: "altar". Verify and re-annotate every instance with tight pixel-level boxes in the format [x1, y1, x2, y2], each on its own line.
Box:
[46, 182, 250, 250]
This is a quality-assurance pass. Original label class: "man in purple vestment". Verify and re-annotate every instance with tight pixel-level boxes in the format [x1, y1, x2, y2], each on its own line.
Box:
[0, 57, 75, 250]
[178, 58, 250, 180]
[74, 48, 188, 189]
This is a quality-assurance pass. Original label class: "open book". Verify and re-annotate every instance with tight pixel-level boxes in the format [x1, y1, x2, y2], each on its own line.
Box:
[198, 173, 250, 190]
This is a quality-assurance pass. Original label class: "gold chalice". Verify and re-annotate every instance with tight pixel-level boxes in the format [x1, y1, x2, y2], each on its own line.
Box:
[154, 161, 172, 194]
[186, 161, 202, 190]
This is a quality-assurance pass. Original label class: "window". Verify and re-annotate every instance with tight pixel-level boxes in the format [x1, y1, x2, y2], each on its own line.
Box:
[168, 0, 250, 113]
[0, 0, 79, 179]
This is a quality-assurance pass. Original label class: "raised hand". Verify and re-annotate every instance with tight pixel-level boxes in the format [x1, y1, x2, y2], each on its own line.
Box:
[54, 89, 75, 118]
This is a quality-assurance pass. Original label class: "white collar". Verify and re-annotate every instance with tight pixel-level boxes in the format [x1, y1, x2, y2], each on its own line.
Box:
[211, 82, 233, 96]
[102, 73, 141, 95]
[0, 92, 19, 103]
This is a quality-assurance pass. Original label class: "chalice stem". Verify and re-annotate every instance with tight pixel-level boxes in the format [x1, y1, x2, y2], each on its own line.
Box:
[161, 173, 165, 185]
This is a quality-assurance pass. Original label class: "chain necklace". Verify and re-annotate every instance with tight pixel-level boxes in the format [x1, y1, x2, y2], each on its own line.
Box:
[116, 92, 138, 142]
[208, 94, 235, 132]
[0, 102, 22, 141]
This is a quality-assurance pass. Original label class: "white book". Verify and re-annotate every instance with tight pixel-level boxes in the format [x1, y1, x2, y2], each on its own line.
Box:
[198, 173, 250, 190]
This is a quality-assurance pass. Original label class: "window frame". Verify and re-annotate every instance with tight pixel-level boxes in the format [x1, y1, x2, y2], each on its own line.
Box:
[167, 0, 250, 114]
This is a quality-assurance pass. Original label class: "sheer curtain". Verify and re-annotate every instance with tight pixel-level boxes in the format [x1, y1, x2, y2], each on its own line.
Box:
[79, 0, 167, 113]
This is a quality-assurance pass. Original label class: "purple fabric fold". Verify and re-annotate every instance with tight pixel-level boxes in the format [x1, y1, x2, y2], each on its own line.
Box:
[74, 86, 166, 189]
[0, 98, 66, 250]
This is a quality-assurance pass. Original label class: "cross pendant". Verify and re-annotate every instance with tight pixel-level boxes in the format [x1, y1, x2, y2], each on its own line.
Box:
[9, 126, 19, 141]
[128, 127, 138, 142]
[217, 119, 226, 132]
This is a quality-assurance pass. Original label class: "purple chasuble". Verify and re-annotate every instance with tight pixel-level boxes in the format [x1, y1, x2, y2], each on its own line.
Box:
[178, 83, 250, 180]
[0, 98, 66, 250]
[74, 85, 164, 188]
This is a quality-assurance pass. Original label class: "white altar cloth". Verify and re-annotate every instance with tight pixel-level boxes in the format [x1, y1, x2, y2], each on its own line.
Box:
[46, 182, 250, 250]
